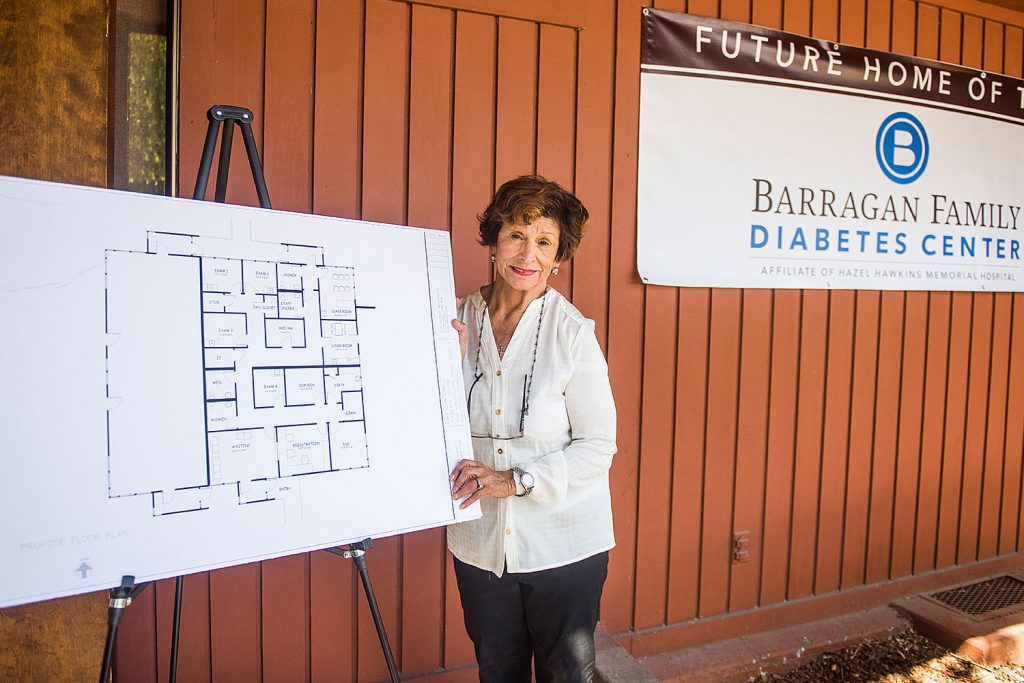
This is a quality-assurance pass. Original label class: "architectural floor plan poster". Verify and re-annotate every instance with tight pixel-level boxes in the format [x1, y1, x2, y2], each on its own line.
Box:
[0, 176, 476, 608]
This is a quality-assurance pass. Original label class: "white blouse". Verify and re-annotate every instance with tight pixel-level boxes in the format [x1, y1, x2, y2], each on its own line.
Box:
[447, 287, 617, 575]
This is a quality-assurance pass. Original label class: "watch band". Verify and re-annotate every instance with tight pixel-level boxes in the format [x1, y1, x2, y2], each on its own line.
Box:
[511, 466, 534, 498]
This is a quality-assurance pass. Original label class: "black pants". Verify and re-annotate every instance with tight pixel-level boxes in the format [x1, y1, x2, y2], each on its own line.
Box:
[454, 552, 609, 683]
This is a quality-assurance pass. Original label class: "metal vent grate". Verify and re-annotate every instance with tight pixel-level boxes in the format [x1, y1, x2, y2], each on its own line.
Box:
[930, 576, 1024, 616]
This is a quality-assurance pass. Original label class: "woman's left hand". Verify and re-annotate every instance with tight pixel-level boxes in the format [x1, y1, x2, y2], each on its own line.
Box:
[450, 459, 515, 509]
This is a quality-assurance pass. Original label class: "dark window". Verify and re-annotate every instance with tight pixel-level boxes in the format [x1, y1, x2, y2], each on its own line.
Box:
[110, 0, 171, 195]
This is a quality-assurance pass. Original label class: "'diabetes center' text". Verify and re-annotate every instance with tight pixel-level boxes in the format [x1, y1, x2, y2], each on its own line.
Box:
[749, 178, 1022, 261]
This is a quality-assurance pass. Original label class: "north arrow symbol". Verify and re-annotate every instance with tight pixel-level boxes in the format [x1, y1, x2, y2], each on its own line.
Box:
[77, 562, 92, 579]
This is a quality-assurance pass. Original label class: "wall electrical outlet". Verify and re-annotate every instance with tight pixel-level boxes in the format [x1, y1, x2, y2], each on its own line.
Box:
[732, 531, 750, 564]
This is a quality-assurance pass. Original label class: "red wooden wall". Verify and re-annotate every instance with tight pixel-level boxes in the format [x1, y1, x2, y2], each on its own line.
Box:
[114, 0, 1024, 679]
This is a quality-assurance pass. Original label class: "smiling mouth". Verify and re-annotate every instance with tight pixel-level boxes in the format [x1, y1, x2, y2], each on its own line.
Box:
[509, 266, 538, 276]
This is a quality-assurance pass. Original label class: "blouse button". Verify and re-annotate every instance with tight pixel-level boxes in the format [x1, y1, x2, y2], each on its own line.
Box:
[505, 529, 512, 536]
[497, 448, 503, 455]
[496, 370, 502, 376]
[495, 408, 501, 415]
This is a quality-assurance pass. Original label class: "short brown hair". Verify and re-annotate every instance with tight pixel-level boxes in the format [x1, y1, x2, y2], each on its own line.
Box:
[477, 175, 589, 263]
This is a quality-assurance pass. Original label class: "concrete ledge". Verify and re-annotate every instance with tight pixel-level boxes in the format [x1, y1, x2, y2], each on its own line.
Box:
[632, 606, 910, 683]
[893, 591, 1024, 666]
[595, 624, 659, 683]
[616, 554, 1024, 658]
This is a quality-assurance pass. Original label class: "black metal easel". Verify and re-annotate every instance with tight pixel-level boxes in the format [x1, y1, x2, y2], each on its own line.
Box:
[164, 103, 272, 683]
[164, 104, 274, 683]
[165, 105, 399, 683]
[192, 104, 272, 208]
[98, 575, 150, 683]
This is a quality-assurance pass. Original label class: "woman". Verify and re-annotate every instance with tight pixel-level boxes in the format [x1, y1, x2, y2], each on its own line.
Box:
[448, 175, 617, 683]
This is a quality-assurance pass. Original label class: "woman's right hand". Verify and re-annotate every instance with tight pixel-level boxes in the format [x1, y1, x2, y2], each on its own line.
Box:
[450, 459, 516, 509]
[451, 297, 467, 359]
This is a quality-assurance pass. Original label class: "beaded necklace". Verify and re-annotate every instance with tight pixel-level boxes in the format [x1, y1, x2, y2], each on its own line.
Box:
[466, 286, 548, 439]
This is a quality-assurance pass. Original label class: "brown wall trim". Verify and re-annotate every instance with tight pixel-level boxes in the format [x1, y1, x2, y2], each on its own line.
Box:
[618, 552, 1024, 657]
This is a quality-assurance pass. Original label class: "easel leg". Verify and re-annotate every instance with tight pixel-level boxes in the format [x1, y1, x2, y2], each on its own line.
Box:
[193, 118, 220, 200]
[98, 575, 149, 683]
[169, 575, 184, 682]
[214, 120, 234, 203]
[327, 540, 401, 682]
[239, 122, 271, 209]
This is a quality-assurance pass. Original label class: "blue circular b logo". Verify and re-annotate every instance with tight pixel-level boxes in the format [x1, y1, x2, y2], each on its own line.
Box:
[876, 112, 929, 184]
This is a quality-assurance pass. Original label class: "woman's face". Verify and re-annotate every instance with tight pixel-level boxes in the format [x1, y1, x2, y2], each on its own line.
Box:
[492, 217, 561, 294]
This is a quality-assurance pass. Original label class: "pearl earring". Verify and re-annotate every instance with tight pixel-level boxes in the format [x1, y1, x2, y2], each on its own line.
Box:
[491, 254, 495, 263]
[552, 267, 559, 275]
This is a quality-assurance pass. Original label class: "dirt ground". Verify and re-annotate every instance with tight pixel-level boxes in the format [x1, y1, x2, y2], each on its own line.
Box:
[764, 629, 1024, 682]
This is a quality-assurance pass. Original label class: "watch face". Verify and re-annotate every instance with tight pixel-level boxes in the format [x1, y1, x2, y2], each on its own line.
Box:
[521, 472, 535, 488]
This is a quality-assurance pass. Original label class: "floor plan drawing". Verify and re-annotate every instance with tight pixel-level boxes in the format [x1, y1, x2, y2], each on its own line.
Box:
[105, 231, 371, 516]
[2, 176, 475, 609]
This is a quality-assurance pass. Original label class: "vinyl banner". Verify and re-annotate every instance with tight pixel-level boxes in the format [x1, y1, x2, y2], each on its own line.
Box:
[637, 8, 1024, 290]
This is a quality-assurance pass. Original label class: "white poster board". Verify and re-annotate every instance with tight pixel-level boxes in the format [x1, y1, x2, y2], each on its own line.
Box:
[0, 176, 477, 608]
[638, 9, 1024, 291]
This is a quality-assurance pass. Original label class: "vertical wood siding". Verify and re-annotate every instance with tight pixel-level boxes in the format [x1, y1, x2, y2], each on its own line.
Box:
[113, 0, 1024, 679]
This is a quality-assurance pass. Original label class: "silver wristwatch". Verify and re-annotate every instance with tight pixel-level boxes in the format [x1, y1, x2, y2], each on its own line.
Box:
[511, 466, 535, 497]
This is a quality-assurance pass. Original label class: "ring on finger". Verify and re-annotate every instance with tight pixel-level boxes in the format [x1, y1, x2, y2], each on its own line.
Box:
[473, 476, 483, 491]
